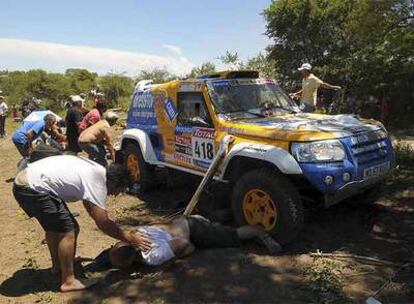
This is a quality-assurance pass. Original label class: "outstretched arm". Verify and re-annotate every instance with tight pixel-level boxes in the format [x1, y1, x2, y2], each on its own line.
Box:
[290, 89, 303, 99]
[83, 200, 152, 251]
[103, 128, 115, 160]
[321, 82, 341, 90]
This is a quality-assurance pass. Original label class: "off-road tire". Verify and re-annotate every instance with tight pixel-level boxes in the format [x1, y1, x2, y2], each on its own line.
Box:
[124, 144, 155, 192]
[232, 168, 304, 244]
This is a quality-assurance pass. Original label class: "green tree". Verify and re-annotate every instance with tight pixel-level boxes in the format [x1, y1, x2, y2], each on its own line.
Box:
[218, 51, 243, 69]
[264, 0, 414, 125]
[98, 73, 134, 107]
[187, 62, 216, 78]
[136, 68, 177, 84]
[66, 68, 97, 94]
[245, 53, 278, 79]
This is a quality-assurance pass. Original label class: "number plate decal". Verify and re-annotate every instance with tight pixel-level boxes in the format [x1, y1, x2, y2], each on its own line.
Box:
[192, 128, 215, 165]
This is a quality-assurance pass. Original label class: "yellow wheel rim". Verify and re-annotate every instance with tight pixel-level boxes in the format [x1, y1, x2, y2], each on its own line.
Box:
[242, 189, 277, 231]
[126, 154, 140, 182]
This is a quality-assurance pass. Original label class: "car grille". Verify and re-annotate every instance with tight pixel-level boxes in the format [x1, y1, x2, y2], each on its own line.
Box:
[350, 131, 389, 166]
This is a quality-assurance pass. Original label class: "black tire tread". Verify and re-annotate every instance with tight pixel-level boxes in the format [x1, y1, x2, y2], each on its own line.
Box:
[232, 168, 304, 244]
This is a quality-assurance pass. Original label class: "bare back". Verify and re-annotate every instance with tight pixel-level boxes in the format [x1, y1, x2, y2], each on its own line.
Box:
[78, 120, 111, 144]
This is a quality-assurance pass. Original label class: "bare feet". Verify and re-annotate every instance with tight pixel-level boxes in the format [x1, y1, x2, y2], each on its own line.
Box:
[60, 278, 99, 292]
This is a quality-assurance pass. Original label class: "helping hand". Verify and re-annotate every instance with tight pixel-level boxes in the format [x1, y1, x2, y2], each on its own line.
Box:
[129, 231, 152, 251]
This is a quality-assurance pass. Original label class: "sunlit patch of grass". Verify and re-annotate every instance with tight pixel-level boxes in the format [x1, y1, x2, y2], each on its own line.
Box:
[23, 256, 40, 270]
[394, 142, 414, 167]
[16, 209, 30, 220]
[24, 229, 37, 245]
[303, 258, 347, 304]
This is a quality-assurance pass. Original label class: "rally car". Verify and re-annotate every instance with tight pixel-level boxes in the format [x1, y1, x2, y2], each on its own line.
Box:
[119, 71, 394, 243]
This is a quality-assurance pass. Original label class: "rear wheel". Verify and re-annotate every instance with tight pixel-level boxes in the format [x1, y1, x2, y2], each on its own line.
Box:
[232, 168, 304, 244]
[124, 144, 155, 192]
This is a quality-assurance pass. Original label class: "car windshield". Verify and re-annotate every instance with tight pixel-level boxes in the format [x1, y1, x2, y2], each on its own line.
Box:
[206, 79, 299, 119]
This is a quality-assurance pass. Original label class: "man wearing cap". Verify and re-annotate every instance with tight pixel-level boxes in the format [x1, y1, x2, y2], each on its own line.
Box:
[13, 156, 151, 292]
[292, 63, 341, 113]
[0, 96, 8, 138]
[78, 112, 118, 166]
[65, 95, 84, 154]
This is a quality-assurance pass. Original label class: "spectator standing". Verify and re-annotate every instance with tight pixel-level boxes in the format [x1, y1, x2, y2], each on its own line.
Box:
[65, 95, 84, 154]
[0, 96, 8, 138]
[291, 63, 341, 113]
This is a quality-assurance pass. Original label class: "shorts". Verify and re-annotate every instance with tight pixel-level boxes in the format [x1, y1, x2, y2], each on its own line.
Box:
[13, 141, 30, 157]
[79, 142, 107, 167]
[13, 184, 79, 233]
[187, 215, 241, 249]
[300, 102, 316, 113]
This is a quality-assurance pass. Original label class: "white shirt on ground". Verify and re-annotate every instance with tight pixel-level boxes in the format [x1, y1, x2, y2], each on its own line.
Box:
[26, 155, 107, 209]
[0, 101, 8, 116]
[136, 226, 175, 266]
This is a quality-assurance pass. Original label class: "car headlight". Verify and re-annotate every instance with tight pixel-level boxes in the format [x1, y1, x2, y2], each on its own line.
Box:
[291, 140, 346, 162]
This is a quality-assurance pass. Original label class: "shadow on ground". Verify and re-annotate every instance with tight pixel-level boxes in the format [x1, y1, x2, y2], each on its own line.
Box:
[0, 268, 60, 296]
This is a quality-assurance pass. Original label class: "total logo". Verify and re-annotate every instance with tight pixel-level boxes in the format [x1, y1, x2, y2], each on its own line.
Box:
[193, 128, 214, 139]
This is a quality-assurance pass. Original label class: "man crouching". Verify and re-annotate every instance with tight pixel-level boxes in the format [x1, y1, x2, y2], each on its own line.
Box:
[108, 215, 282, 269]
[12, 155, 151, 292]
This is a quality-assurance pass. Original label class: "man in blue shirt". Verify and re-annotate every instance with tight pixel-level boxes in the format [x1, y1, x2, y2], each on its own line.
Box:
[12, 114, 56, 157]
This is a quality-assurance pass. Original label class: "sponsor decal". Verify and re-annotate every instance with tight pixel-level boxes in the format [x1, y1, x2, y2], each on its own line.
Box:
[173, 152, 192, 165]
[193, 159, 211, 169]
[175, 144, 192, 156]
[192, 128, 215, 162]
[164, 97, 178, 123]
[175, 134, 192, 146]
[128, 90, 157, 127]
[192, 127, 215, 140]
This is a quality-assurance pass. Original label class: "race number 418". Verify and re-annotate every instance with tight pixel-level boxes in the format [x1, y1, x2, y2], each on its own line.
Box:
[192, 128, 215, 162]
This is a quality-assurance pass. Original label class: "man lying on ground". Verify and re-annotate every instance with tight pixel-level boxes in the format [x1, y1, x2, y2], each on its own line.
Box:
[13, 155, 151, 292]
[78, 112, 118, 167]
[107, 215, 282, 269]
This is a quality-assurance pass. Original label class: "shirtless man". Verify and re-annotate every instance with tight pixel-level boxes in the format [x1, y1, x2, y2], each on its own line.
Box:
[78, 112, 118, 166]
[108, 215, 282, 269]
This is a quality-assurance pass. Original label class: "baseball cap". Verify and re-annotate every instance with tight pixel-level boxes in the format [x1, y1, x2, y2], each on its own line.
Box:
[105, 111, 119, 125]
[70, 95, 85, 103]
[298, 63, 312, 71]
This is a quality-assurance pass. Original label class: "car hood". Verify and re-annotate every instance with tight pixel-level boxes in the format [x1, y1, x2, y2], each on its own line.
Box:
[221, 113, 384, 142]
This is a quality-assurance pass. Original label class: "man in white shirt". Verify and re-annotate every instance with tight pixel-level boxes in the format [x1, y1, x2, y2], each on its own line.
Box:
[12, 155, 151, 292]
[0, 96, 8, 138]
[107, 215, 282, 269]
[291, 63, 341, 113]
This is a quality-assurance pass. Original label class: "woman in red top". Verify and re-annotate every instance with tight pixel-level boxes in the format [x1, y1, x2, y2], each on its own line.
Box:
[78, 100, 108, 133]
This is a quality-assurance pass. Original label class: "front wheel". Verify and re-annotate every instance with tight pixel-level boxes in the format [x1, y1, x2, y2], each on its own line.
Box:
[232, 168, 304, 244]
[123, 144, 155, 192]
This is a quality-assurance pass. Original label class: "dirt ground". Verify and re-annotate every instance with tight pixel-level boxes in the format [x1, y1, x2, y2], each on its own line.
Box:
[0, 119, 413, 304]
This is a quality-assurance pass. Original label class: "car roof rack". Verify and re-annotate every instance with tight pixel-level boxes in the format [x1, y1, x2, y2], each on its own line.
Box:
[197, 70, 259, 80]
